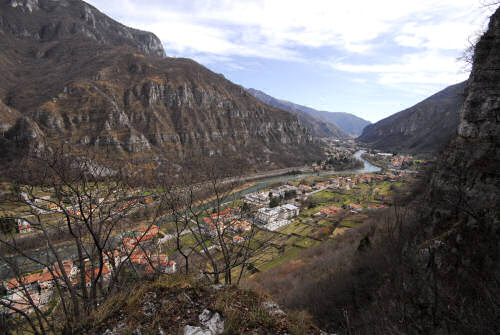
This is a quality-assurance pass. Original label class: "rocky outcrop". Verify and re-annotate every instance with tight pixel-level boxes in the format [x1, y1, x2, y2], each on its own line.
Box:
[90, 280, 322, 335]
[357, 81, 467, 154]
[0, 98, 21, 132]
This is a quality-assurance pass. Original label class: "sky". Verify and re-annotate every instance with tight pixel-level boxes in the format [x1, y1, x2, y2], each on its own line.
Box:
[86, 0, 495, 123]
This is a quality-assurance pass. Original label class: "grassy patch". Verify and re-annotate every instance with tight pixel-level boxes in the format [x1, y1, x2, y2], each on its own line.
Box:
[257, 246, 303, 272]
[340, 221, 359, 228]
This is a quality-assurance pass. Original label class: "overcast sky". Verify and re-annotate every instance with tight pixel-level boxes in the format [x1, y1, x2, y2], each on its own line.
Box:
[86, 0, 494, 123]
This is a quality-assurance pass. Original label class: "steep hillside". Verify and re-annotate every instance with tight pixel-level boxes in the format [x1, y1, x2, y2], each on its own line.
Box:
[357, 81, 467, 153]
[247, 88, 351, 139]
[0, 0, 323, 172]
[248, 88, 370, 137]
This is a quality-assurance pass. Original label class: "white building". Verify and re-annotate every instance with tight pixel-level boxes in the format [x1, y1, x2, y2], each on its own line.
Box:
[255, 204, 300, 231]
[269, 185, 299, 198]
[244, 192, 270, 205]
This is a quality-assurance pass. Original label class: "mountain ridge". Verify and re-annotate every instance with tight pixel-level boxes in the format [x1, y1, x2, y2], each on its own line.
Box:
[247, 88, 351, 139]
[247, 88, 370, 137]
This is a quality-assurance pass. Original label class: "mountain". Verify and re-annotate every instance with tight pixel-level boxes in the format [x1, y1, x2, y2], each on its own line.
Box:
[247, 88, 351, 139]
[0, 0, 323, 172]
[247, 88, 370, 137]
[357, 81, 467, 153]
[298, 109, 371, 137]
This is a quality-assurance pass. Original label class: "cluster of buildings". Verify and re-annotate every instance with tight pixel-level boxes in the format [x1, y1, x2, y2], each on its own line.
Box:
[316, 205, 342, 217]
[314, 201, 387, 218]
[269, 185, 299, 198]
[389, 155, 411, 169]
[245, 185, 301, 205]
[201, 207, 251, 241]
[255, 204, 300, 231]
[1, 225, 176, 314]
[14, 193, 148, 235]
[369, 152, 415, 170]
[122, 225, 160, 249]
[244, 191, 271, 205]
[327, 173, 402, 191]
[315, 146, 357, 170]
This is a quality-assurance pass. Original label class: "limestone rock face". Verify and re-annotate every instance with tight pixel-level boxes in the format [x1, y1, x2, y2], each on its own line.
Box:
[0, 0, 323, 171]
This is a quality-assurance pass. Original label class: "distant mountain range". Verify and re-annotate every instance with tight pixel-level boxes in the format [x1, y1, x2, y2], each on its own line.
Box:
[0, 0, 324, 172]
[357, 81, 467, 153]
[247, 88, 370, 137]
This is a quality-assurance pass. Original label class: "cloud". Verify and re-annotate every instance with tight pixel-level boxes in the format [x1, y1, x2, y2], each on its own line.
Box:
[86, 0, 489, 58]
[331, 51, 468, 86]
[395, 21, 484, 50]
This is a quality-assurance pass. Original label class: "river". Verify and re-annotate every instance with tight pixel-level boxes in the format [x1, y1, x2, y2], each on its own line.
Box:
[0, 150, 379, 280]
[217, 149, 380, 201]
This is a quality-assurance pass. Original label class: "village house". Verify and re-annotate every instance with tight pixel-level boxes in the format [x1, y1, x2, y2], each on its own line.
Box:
[2, 259, 80, 312]
[316, 206, 342, 217]
[201, 217, 220, 237]
[232, 235, 245, 244]
[244, 191, 270, 205]
[17, 218, 34, 233]
[209, 207, 240, 223]
[142, 196, 154, 204]
[315, 181, 329, 189]
[129, 251, 176, 275]
[84, 266, 111, 288]
[201, 207, 241, 237]
[349, 204, 363, 213]
[269, 185, 299, 198]
[298, 184, 313, 192]
[230, 220, 252, 233]
[1, 272, 42, 314]
[1, 246, 175, 314]
[121, 225, 161, 250]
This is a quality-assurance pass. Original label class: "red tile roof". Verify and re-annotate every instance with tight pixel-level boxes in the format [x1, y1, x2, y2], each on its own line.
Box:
[7, 273, 41, 290]
[85, 266, 110, 283]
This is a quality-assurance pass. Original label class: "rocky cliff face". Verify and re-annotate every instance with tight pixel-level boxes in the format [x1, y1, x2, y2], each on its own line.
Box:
[432, 9, 500, 223]
[357, 81, 467, 154]
[419, 7, 500, 333]
[0, 0, 165, 57]
[0, 0, 323, 172]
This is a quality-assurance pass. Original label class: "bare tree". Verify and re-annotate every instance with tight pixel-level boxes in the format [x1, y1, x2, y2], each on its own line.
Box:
[0, 146, 164, 333]
[157, 157, 271, 285]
